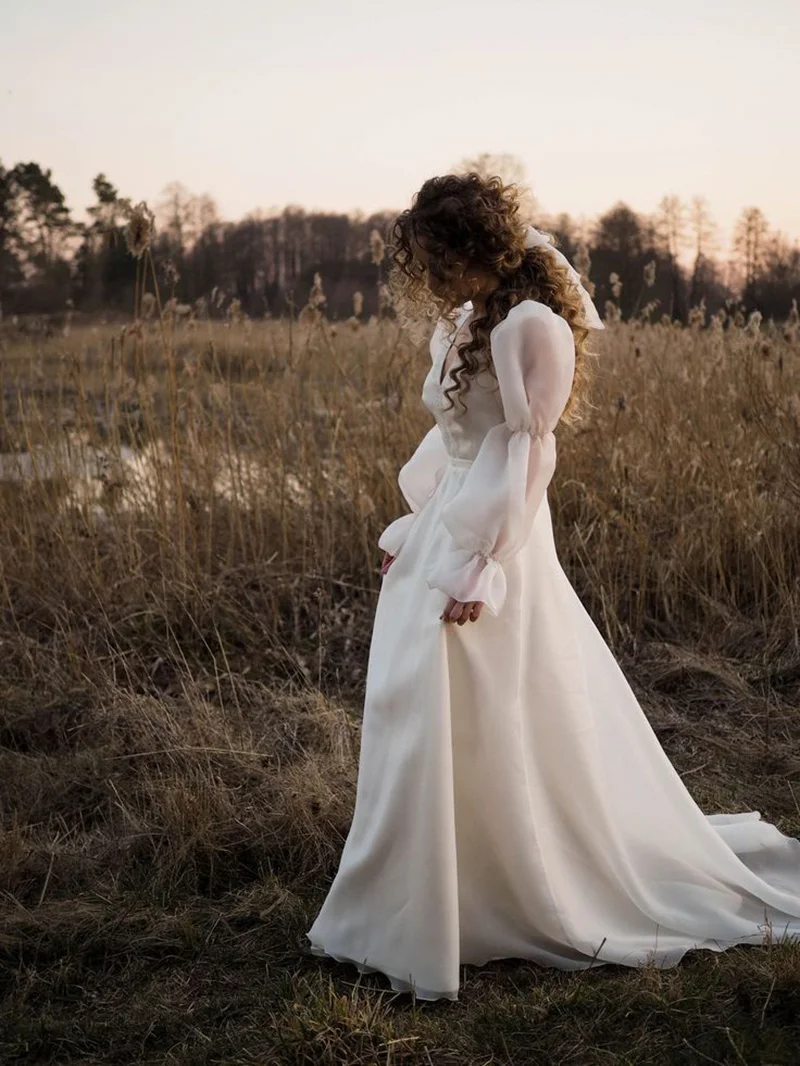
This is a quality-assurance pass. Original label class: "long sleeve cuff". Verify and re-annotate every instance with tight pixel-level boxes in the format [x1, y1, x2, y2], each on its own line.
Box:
[377, 512, 418, 557]
[423, 425, 556, 616]
[424, 546, 508, 616]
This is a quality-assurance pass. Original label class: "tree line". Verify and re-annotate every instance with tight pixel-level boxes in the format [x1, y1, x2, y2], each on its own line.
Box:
[1, 157, 798, 324]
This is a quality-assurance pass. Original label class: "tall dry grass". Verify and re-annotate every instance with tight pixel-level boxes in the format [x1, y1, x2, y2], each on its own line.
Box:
[2, 287, 800, 1064]
[2, 300, 798, 678]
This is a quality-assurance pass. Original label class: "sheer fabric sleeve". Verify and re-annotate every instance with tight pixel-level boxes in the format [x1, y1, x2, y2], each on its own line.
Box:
[424, 300, 576, 616]
[377, 422, 451, 557]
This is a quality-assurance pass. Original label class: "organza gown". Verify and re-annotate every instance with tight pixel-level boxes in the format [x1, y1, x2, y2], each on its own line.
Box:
[306, 299, 800, 1001]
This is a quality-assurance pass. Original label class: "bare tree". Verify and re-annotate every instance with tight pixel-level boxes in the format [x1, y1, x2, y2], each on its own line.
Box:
[733, 206, 769, 298]
[655, 195, 687, 259]
[156, 181, 196, 254]
[687, 196, 718, 307]
[655, 195, 688, 319]
[689, 196, 717, 259]
[195, 194, 220, 233]
[454, 152, 537, 220]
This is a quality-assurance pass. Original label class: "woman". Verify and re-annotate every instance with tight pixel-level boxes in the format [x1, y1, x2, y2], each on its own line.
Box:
[306, 173, 800, 1001]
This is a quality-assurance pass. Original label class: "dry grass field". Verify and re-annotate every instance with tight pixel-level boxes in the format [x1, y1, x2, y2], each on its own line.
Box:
[1, 294, 800, 1064]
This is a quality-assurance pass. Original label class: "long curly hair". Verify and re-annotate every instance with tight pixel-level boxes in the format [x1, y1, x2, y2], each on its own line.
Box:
[386, 172, 599, 424]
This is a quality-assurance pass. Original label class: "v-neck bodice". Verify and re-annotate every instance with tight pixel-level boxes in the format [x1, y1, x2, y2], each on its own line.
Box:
[420, 302, 504, 462]
[437, 306, 475, 386]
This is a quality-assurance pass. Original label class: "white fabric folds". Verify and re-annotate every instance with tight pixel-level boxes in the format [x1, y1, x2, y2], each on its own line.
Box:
[423, 301, 575, 615]
[377, 424, 449, 558]
[306, 296, 800, 1002]
[523, 224, 605, 331]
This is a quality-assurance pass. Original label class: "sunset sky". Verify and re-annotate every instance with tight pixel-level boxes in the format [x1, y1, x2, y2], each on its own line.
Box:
[2, 0, 798, 259]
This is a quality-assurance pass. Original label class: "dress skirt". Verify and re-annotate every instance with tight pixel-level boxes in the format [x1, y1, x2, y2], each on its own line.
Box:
[306, 456, 800, 1001]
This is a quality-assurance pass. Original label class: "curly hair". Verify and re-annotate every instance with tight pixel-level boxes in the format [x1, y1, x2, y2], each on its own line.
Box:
[386, 172, 599, 424]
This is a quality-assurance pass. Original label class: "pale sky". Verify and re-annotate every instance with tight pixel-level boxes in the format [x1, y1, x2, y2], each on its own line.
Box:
[2, 0, 798, 258]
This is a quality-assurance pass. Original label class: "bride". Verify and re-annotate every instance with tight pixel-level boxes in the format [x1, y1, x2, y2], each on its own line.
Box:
[306, 172, 800, 1001]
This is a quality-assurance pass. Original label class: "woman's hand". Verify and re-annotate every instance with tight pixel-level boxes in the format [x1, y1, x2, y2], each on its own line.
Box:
[381, 551, 483, 623]
[440, 597, 485, 625]
[380, 551, 395, 576]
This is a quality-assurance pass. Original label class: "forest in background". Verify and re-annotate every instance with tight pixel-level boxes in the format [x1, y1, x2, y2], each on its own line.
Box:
[1, 152, 799, 324]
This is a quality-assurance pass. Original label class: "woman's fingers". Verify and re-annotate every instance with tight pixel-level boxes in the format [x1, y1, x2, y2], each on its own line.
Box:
[380, 552, 395, 575]
[381, 557, 482, 622]
[443, 597, 465, 623]
[379, 554, 480, 623]
[440, 597, 484, 624]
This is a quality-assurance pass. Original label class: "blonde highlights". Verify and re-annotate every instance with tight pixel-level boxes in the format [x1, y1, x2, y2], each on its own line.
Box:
[386, 172, 599, 424]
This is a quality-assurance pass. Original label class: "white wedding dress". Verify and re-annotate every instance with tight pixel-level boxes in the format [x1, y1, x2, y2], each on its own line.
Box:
[306, 299, 800, 1000]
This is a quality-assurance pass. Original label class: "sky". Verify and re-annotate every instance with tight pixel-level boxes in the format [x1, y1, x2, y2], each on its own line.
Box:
[2, 0, 798, 260]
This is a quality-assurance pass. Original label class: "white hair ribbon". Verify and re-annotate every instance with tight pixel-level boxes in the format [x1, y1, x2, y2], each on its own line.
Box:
[523, 224, 605, 330]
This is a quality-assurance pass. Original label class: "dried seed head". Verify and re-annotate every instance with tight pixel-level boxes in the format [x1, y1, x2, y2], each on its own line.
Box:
[688, 299, 707, 330]
[118, 199, 155, 258]
[140, 292, 156, 320]
[643, 261, 657, 288]
[353, 291, 364, 317]
[162, 259, 180, 287]
[378, 283, 393, 312]
[358, 492, 376, 517]
[308, 273, 326, 310]
[369, 229, 385, 265]
[573, 242, 592, 283]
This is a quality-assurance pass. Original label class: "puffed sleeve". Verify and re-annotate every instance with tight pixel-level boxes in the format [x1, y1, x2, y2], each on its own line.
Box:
[377, 425, 451, 557]
[423, 300, 575, 616]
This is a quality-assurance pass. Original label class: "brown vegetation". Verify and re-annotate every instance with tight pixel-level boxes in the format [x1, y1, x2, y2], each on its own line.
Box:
[1, 292, 800, 1063]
